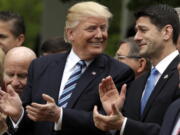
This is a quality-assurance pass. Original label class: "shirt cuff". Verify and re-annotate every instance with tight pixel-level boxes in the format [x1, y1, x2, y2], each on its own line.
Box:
[10, 107, 24, 129]
[120, 117, 127, 135]
[54, 107, 63, 131]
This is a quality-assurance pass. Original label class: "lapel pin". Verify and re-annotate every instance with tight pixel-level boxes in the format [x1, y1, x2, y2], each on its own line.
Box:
[163, 74, 168, 79]
[92, 71, 96, 75]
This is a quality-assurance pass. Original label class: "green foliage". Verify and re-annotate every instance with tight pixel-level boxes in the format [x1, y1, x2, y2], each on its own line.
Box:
[105, 33, 119, 56]
[128, 0, 180, 11]
[0, 0, 43, 49]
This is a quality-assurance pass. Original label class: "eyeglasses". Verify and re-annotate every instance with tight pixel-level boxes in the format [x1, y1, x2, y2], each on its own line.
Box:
[115, 55, 141, 60]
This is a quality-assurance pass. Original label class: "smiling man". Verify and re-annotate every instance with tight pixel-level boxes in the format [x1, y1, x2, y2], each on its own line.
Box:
[3, 46, 36, 96]
[0, 1, 134, 135]
[93, 4, 180, 135]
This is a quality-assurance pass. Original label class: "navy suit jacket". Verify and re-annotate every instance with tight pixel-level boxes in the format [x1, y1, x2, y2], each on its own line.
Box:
[9, 52, 134, 135]
[122, 55, 180, 135]
[159, 98, 180, 135]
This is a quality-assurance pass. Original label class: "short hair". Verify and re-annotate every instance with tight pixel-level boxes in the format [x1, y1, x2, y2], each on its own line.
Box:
[0, 11, 25, 37]
[119, 37, 140, 57]
[119, 37, 151, 72]
[41, 37, 71, 55]
[64, 1, 112, 42]
[175, 7, 180, 21]
[135, 4, 180, 44]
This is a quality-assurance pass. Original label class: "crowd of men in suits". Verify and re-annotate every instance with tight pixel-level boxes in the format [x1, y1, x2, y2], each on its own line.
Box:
[0, 1, 179, 135]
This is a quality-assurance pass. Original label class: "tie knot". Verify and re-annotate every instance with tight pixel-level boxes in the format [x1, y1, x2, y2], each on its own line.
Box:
[77, 60, 86, 68]
[151, 68, 159, 76]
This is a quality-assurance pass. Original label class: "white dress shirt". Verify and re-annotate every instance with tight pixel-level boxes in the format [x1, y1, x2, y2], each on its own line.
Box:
[120, 50, 179, 135]
[11, 49, 92, 130]
[172, 115, 180, 135]
[54, 49, 92, 130]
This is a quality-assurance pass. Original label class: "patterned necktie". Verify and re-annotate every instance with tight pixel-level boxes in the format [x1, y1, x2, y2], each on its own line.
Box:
[141, 68, 159, 114]
[58, 60, 86, 108]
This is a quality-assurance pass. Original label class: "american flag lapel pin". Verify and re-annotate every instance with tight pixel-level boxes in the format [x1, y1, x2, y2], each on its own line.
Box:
[92, 71, 96, 75]
[163, 74, 168, 79]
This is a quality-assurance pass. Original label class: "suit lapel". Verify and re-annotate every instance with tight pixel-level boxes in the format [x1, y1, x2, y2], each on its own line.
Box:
[67, 55, 105, 108]
[141, 55, 179, 119]
[162, 99, 180, 135]
[45, 53, 68, 104]
[131, 73, 149, 117]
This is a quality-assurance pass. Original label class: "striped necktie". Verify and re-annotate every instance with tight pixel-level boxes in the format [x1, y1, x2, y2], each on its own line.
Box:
[58, 60, 86, 108]
[141, 68, 159, 114]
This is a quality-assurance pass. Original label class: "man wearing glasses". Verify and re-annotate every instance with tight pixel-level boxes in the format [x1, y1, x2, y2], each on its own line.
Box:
[115, 37, 150, 78]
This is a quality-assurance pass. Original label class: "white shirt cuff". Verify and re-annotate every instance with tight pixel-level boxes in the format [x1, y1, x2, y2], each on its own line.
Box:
[10, 107, 24, 129]
[54, 107, 63, 131]
[120, 117, 127, 135]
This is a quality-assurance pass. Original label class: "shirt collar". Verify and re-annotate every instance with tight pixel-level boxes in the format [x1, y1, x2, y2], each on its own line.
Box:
[66, 49, 93, 71]
[154, 50, 179, 74]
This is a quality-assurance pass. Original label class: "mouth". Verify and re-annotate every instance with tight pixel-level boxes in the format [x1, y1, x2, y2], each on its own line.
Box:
[138, 42, 146, 48]
[88, 40, 105, 46]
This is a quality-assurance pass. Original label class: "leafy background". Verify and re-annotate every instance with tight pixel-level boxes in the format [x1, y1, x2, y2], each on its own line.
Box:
[0, 0, 179, 56]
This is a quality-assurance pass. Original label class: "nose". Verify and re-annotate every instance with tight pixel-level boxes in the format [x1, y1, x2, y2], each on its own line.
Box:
[134, 31, 142, 42]
[95, 28, 103, 38]
[11, 78, 21, 88]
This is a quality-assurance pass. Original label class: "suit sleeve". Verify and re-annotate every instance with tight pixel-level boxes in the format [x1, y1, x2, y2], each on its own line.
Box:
[60, 66, 134, 134]
[124, 118, 160, 135]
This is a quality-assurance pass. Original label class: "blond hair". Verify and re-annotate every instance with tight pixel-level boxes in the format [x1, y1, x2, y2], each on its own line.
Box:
[64, 1, 112, 42]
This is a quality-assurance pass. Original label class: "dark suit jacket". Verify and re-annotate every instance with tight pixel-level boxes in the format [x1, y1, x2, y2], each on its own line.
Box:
[123, 55, 180, 135]
[159, 98, 180, 135]
[8, 52, 134, 135]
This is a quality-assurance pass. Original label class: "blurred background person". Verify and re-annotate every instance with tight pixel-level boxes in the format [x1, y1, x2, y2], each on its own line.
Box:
[0, 46, 36, 135]
[3, 46, 36, 96]
[0, 11, 25, 53]
[115, 37, 150, 78]
[40, 36, 71, 56]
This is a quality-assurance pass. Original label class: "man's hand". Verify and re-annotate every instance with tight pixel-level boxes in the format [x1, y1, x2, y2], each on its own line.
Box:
[93, 104, 125, 131]
[0, 112, 8, 134]
[26, 94, 60, 122]
[99, 76, 127, 115]
[0, 85, 23, 122]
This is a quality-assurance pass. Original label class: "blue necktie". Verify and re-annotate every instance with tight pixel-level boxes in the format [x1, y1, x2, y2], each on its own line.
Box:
[58, 60, 86, 108]
[141, 68, 159, 114]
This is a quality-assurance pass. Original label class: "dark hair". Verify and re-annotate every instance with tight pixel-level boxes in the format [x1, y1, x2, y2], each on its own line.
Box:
[41, 37, 71, 55]
[135, 4, 180, 44]
[0, 11, 25, 37]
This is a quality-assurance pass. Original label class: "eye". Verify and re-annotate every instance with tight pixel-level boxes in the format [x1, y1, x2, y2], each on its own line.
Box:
[100, 25, 107, 32]
[85, 26, 97, 32]
[18, 73, 27, 79]
[0, 34, 8, 39]
[6, 72, 14, 77]
[139, 27, 148, 33]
